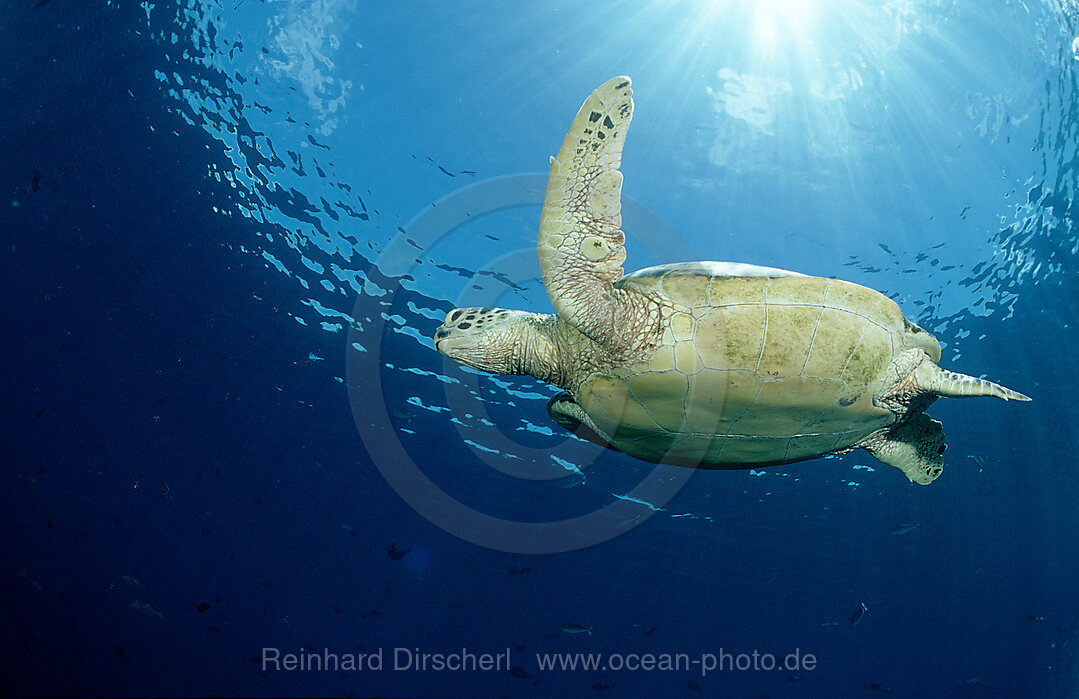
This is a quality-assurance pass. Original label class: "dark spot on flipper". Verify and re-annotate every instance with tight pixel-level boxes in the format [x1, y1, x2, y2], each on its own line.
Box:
[838, 393, 859, 407]
[458, 322, 471, 330]
[589, 110, 602, 122]
[615, 80, 629, 89]
[597, 131, 606, 139]
[602, 115, 615, 130]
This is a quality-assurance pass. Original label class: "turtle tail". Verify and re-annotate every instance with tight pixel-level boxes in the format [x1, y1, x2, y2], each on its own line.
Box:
[915, 361, 1031, 402]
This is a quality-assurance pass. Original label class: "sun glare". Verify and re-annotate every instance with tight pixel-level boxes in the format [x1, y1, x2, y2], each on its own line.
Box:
[750, 0, 819, 52]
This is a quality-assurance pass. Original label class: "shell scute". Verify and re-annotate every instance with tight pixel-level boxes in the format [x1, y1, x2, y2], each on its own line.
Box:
[661, 272, 711, 308]
[756, 305, 820, 378]
[765, 276, 830, 306]
[729, 377, 841, 437]
[802, 307, 869, 379]
[707, 275, 766, 306]
[698, 305, 764, 369]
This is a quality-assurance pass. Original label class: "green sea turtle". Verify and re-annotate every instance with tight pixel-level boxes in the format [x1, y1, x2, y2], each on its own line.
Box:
[434, 76, 1030, 484]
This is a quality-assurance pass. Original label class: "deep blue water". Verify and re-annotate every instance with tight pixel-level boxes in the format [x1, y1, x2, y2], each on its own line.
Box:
[3, 0, 1079, 696]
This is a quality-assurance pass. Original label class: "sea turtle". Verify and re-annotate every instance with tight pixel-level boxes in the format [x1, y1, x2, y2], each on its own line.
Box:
[434, 76, 1030, 484]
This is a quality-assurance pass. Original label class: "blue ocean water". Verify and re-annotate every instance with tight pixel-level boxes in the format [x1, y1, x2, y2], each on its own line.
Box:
[2, 0, 1078, 696]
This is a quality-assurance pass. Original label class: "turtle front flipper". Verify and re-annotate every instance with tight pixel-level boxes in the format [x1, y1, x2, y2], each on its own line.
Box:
[547, 392, 619, 452]
[539, 76, 634, 350]
[860, 413, 946, 485]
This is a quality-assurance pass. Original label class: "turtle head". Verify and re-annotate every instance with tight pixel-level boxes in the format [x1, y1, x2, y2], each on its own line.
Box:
[435, 307, 567, 385]
[435, 307, 538, 376]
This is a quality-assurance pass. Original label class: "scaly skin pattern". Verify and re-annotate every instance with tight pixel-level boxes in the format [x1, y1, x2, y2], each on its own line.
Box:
[537, 76, 638, 355]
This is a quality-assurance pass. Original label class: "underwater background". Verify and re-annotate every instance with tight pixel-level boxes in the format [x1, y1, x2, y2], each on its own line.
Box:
[3, 0, 1078, 696]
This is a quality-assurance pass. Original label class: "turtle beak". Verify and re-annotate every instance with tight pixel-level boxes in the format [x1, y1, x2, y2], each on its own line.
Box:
[433, 325, 461, 355]
[434, 309, 473, 357]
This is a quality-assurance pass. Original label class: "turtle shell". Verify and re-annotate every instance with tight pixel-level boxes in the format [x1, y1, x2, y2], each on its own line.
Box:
[574, 264, 941, 467]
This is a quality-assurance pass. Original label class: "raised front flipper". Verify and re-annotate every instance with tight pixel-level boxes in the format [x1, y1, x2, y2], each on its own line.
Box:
[861, 413, 946, 485]
[539, 77, 634, 350]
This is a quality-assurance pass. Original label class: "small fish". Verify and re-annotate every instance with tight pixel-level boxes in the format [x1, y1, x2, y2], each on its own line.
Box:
[386, 544, 411, 560]
[122, 575, 144, 589]
[562, 623, 592, 635]
[559, 473, 586, 489]
[686, 680, 701, 692]
[592, 682, 614, 691]
[16, 569, 44, 592]
[115, 645, 129, 665]
[851, 602, 868, 625]
[131, 601, 164, 620]
[1024, 615, 1045, 623]
[644, 624, 657, 636]
[508, 665, 531, 679]
[507, 566, 531, 575]
[391, 406, 415, 422]
[865, 682, 889, 692]
[197, 602, 211, 613]
[889, 522, 920, 536]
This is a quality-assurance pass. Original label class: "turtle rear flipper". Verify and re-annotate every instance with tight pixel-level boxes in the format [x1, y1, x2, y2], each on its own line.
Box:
[861, 414, 946, 485]
[915, 360, 1031, 402]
